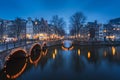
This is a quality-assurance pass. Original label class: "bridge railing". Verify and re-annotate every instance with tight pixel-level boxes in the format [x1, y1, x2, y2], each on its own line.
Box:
[0, 39, 41, 53]
[0, 38, 64, 53]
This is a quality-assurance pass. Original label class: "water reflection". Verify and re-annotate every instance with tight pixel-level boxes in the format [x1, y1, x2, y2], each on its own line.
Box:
[52, 53, 56, 59]
[112, 46, 116, 56]
[62, 41, 74, 51]
[88, 51, 91, 58]
[104, 50, 107, 56]
[55, 49, 57, 55]
[78, 49, 80, 56]
[1, 45, 120, 80]
[52, 49, 57, 59]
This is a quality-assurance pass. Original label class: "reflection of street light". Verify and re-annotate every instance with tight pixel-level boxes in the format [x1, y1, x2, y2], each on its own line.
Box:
[88, 51, 91, 59]
[112, 46, 115, 56]
[52, 53, 55, 59]
[104, 51, 107, 56]
[78, 49, 80, 56]
[55, 49, 57, 55]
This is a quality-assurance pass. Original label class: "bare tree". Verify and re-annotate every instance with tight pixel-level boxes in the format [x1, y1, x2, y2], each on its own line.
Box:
[51, 15, 59, 27]
[50, 15, 66, 36]
[70, 12, 86, 38]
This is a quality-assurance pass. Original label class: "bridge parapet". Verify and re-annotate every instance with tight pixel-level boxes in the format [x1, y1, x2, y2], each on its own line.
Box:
[0, 40, 63, 70]
[0, 42, 40, 69]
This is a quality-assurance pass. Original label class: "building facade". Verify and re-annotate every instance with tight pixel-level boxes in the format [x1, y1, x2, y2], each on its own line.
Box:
[87, 20, 100, 41]
[104, 18, 120, 41]
[98, 24, 104, 41]
[26, 18, 34, 39]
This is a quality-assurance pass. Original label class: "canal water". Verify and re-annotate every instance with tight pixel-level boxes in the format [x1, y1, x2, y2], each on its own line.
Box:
[1, 40, 120, 80]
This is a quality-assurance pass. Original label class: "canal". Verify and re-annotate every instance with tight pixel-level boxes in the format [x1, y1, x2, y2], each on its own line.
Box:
[1, 40, 120, 80]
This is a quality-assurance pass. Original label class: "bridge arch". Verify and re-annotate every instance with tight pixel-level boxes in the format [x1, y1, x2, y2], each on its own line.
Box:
[29, 43, 42, 64]
[41, 42, 47, 48]
[61, 40, 74, 51]
[4, 48, 28, 79]
[5, 48, 28, 61]
[41, 42, 48, 56]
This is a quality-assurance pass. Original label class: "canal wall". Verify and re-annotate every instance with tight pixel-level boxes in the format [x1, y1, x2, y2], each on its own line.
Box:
[74, 41, 120, 46]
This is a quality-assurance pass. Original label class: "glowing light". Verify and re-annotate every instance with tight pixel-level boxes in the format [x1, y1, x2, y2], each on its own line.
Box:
[103, 30, 106, 32]
[38, 33, 48, 40]
[78, 49, 80, 56]
[42, 42, 47, 48]
[52, 53, 55, 59]
[113, 28, 115, 30]
[61, 45, 74, 51]
[6, 48, 28, 62]
[112, 46, 116, 56]
[33, 34, 39, 39]
[7, 74, 10, 78]
[26, 34, 31, 39]
[52, 49, 58, 59]
[35, 22, 37, 25]
[42, 49, 48, 56]
[55, 49, 57, 55]
[3, 35, 7, 39]
[61, 46, 68, 51]
[106, 35, 115, 39]
[88, 51, 91, 58]
[117, 28, 120, 30]
[69, 46, 74, 50]
[104, 51, 107, 56]
[29, 53, 42, 65]
[88, 34, 90, 36]
[4, 65, 6, 68]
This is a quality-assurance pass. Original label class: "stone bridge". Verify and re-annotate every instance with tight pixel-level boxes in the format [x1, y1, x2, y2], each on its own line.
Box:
[0, 40, 62, 70]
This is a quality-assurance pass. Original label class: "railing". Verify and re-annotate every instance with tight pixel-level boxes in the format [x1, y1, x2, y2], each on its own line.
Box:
[0, 39, 40, 53]
[0, 38, 65, 53]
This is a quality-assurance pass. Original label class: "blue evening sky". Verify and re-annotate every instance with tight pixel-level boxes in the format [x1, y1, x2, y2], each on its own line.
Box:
[0, 0, 120, 25]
